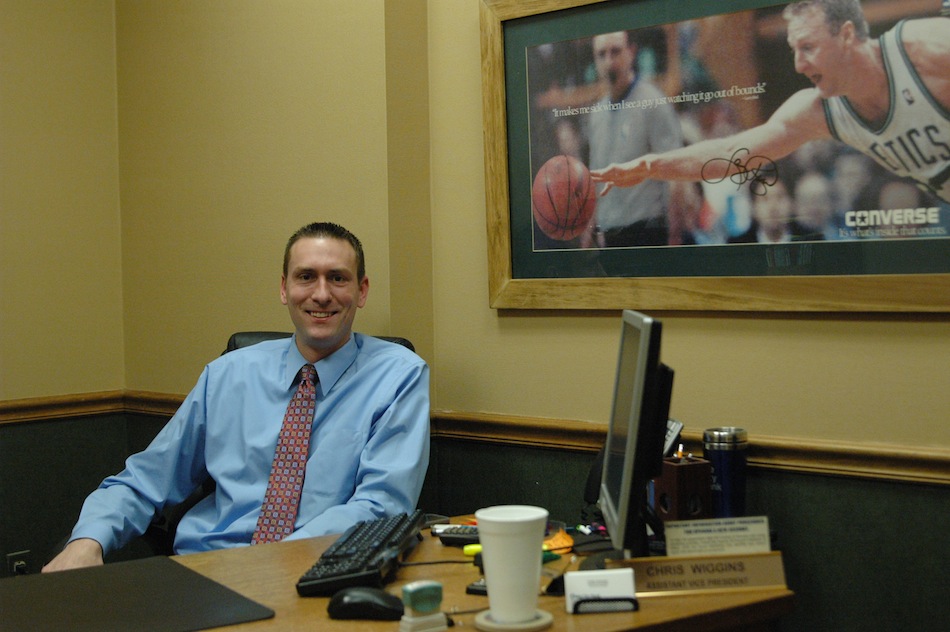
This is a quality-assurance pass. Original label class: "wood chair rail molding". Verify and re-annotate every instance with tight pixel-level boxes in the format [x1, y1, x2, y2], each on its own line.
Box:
[2, 392, 947, 486]
[431, 410, 950, 486]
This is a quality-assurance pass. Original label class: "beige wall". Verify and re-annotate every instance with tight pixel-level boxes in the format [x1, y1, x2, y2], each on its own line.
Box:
[115, 0, 400, 393]
[0, 0, 125, 398]
[2, 1, 948, 452]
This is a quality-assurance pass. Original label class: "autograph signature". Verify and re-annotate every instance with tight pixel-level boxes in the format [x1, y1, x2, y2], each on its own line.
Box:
[701, 149, 778, 196]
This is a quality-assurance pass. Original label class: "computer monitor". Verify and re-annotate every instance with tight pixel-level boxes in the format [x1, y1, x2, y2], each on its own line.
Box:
[598, 309, 674, 559]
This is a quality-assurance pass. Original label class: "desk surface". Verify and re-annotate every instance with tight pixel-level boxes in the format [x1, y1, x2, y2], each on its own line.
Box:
[174, 527, 794, 631]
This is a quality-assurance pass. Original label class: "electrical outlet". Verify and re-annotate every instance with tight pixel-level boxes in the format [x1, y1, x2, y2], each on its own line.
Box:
[6, 550, 32, 576]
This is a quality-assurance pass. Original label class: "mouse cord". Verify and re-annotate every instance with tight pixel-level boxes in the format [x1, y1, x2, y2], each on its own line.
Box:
[398, 559, 472, 567]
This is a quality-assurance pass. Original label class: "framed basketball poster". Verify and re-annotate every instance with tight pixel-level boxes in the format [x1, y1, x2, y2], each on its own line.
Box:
[480, 0, 950, 311]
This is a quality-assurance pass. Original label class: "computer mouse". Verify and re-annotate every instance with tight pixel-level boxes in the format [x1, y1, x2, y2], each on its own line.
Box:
[326, 586, 405, 621]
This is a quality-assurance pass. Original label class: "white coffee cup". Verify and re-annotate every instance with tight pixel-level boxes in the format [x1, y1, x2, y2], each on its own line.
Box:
[474, 505, 549, 624]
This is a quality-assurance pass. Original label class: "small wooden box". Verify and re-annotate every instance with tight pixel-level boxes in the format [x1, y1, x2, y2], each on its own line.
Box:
[652, 456, 713, 522]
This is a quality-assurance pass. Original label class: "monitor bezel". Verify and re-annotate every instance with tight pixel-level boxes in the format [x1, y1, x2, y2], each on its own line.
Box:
[598, 309, 671, 555]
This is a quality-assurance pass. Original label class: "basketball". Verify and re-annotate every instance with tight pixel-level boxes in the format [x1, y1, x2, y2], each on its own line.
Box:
[531, 154, 597, 241]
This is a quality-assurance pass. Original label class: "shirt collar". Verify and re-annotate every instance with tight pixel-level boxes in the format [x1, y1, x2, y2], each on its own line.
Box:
[282, 334, 359, 394]
[613, 75, 640, 104]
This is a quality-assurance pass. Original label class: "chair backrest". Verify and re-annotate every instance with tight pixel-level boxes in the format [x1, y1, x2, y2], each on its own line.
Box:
[223, 331, 414, 354]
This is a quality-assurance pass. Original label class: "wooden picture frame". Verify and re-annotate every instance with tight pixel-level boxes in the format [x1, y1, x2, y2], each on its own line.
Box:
[479, 0, 950, 311]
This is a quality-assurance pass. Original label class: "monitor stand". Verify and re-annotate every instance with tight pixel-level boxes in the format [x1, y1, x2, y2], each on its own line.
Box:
[579, 548, 630, 570]
[579, 501, 663, 570]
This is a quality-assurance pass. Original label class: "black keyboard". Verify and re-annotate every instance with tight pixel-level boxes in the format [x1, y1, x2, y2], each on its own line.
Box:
[295, 509, 426, 597]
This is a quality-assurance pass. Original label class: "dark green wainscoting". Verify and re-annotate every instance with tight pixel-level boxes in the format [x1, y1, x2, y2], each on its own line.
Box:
[1, 410, 948, 632]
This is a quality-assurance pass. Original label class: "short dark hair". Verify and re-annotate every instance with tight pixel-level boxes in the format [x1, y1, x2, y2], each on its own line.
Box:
[283, 222, 365, 280]
[783, 0, 869, 41]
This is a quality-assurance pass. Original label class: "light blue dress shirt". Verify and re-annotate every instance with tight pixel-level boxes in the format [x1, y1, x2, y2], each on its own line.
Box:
[70, 333, 430, 555]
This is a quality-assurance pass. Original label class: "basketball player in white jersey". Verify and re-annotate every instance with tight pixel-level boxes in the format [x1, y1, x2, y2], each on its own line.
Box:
[591, 0, 950, 203]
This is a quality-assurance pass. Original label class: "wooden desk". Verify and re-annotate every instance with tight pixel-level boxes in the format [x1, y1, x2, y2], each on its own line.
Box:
[174, 530, 793, 631]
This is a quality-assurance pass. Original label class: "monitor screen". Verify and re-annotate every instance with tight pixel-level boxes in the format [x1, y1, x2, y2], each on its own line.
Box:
[598, 309, 673, 557]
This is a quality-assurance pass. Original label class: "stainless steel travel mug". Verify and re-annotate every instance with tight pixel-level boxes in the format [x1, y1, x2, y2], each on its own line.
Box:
[703, 427, 748, 517]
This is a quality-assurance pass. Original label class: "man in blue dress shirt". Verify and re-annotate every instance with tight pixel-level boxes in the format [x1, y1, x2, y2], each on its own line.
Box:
[44, 222, 430, 571]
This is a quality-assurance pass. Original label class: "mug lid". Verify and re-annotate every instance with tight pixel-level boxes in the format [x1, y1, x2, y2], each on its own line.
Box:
[703, 427, 748, 443]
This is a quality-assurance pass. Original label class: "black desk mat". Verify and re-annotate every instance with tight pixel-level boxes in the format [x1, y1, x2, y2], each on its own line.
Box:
[0, 555, 274, 631]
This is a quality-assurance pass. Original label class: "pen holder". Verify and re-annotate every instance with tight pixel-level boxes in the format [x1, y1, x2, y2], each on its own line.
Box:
[652, 456, 713, 522]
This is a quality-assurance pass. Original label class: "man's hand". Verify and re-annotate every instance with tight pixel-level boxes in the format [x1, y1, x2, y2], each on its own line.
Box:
[42, 538, 104, 573]
[590, 155, 654, 195]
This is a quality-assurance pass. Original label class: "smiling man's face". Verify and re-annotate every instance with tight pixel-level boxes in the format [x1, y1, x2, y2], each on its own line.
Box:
[280, 235, 369, 363]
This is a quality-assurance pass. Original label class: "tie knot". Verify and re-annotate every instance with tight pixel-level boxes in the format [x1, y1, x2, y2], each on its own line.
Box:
[300, 364, 316, 383]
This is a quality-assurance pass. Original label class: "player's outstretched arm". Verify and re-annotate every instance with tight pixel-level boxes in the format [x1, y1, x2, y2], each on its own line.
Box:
[591, 89, 829, 194]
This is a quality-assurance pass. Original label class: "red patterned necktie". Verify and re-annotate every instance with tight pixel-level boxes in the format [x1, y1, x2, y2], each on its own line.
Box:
[252, 364, 317, 544]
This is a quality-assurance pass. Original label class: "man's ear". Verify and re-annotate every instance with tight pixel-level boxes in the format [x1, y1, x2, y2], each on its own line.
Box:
[840, 20, 856, 44]
[280, 275, 288, 305]
[357, 276, 369, 308]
